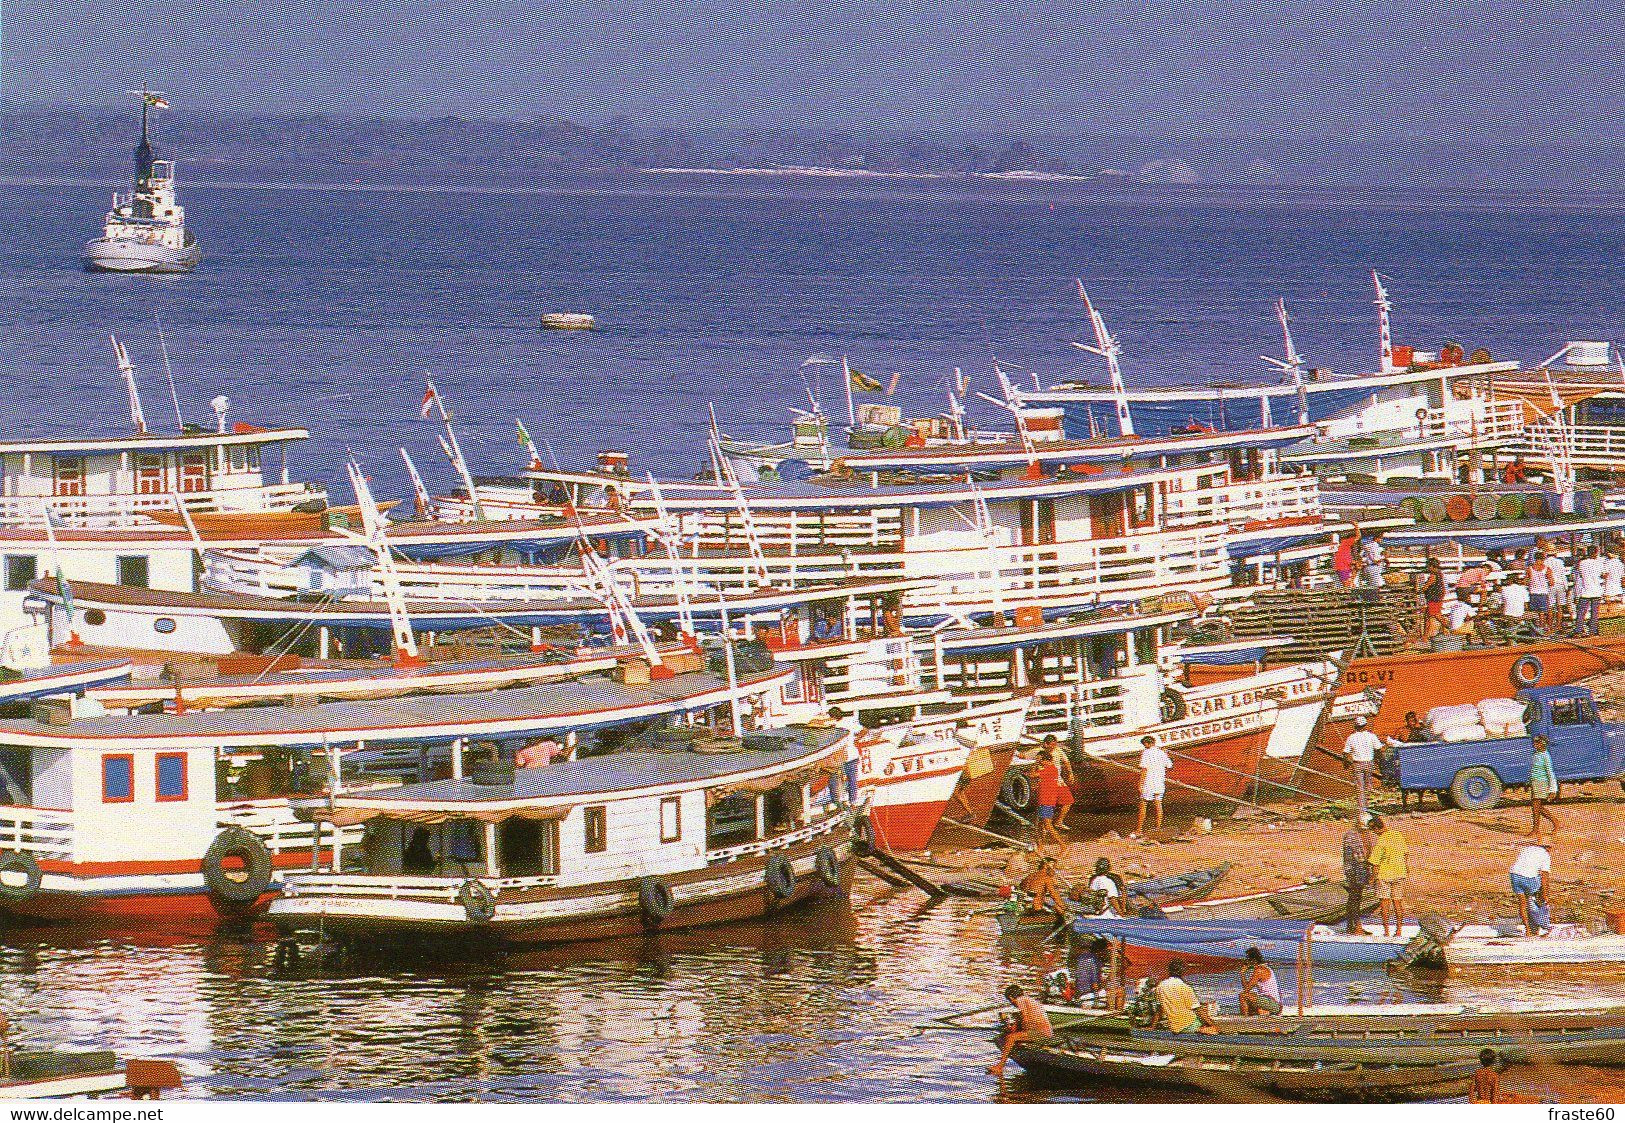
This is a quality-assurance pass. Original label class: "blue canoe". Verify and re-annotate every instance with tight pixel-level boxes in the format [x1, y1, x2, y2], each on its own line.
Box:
[1070, 916, 1412, 966]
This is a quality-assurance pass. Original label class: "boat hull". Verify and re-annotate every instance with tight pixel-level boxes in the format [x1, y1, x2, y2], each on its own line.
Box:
[932, 745, 1017, 841]
[270, 835, 853, 947]
[83, 237, 200, 274]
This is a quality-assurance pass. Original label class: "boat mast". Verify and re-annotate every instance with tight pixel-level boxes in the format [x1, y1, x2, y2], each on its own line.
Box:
[1073, 282, 1135, 437]
[398, 448, 432, 520]
[1261, 298, 1309, 426]
[110, 335, 148, 435]
[344, 459, 424, 668]
[422, 378, 484, 520]
[646, 472, 697, 644]
[706, 403, 769, 588]
[1373, 271, 1396, 375]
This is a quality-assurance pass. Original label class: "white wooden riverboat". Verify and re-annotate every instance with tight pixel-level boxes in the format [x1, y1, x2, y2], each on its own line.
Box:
[0, 665, 791, 924]
[267, 725, 854, 945]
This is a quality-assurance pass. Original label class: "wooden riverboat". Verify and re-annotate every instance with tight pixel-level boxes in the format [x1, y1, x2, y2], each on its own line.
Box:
[995, 864, 1233, 935]
[0, 1052, 181, 1100]
[1010, 1037, 1476, 1100]
[269, 725, 855, 946]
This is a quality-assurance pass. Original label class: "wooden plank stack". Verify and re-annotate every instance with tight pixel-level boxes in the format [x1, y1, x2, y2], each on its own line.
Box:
[1223, 587, 1420, 663]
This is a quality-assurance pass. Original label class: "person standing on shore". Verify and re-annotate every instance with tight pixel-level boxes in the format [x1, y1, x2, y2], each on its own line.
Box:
[1341, 812, 1373, 934]
[1510, 841, 1552, 936]
[1576, 545, 1606, 637]
[1132, 734, 1171, 840]
[1367, 815, 1408, 938]
[1343, 717, 1381, 817]
[1040, 734, 1077, 832]
[1033, 749, 1067, 847]
[1529, 735, 1559, 841]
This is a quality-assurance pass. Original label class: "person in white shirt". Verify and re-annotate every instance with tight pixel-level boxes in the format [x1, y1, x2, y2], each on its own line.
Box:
[1576, 545, 1607, 636]
[1344, 716, 1382, 817]
[1086, 857, 1126, 915]
[1133, 734, 1172, 840]
[1359, 532, 1387, 587]
[1546, 549, 1571, 628]
[1500, 574, 1530, 621]
[1443, 596, 1478, 635]
[1509, 842, 1553, 936]
[1605, 548, 1625, 603]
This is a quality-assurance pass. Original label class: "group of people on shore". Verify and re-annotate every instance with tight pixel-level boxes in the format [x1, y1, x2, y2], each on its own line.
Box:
[1336, 528, 1625, 642]
[1029, 733, 1172, 846]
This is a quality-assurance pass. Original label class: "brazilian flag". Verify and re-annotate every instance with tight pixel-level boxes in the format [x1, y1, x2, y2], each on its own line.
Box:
[848, 368, 883, 393]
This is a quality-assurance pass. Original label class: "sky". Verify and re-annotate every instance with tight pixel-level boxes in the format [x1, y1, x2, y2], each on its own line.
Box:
[6, 0, 1625, 138]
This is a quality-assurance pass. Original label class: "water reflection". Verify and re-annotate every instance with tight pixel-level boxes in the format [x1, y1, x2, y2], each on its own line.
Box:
[0, 885, 1617, 1101]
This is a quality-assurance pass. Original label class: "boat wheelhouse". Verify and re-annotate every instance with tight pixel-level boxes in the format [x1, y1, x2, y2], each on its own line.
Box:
[267, 725, 854, 945]
[0, 665, 793, 923]
[83, 90, 200, 274]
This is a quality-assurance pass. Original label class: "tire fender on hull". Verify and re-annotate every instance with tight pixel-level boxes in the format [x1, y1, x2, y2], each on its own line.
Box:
[203, 828, 274, 913]
[0, 852, 43, 902]
[638, 877, 675, 930]
[765, 854, 797, 901]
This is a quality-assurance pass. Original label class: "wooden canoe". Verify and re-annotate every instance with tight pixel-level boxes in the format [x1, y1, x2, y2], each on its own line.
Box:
[142, 501, 396, 537]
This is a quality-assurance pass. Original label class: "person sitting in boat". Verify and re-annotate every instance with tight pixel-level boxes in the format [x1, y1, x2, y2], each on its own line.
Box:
[987, 984, 1054, 1077]
[1081, 857, 1127, 915]
[1070, 936, 1113, 1000]
[1153, 959, 1218, 1034]
[402, 827, 436, 874]
[1018, 854, 1070, 920]
[1238, 947, 1282, 1015]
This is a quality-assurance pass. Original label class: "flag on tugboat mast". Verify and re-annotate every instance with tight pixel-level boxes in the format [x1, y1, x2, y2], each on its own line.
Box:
[848, 366, 882, 392]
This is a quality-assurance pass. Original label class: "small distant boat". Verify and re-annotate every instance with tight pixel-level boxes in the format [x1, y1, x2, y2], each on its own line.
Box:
[540, 313, 595, 330]
[83, 88, 200, 274]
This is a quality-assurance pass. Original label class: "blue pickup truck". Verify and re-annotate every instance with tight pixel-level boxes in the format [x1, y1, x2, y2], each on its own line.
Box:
[1380, 685, 1625, 811]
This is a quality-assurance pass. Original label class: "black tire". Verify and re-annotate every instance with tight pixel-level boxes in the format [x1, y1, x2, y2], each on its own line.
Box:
[765, 853, 797, 900]
[202, 827, 274, 907]
[1438, 789, 1456, 809]
[813, 846, 841, 888]
[851, 815, 875, 858]
[638, 876, 675, 929]
[457, 878, 497, 923]
[0, 852, 42, 902]
[999, 770, 1035, 816]
[1449, 766, 1504, 811]
[1160, 688, 1188, 724]
[1510, 653, 1544, 688]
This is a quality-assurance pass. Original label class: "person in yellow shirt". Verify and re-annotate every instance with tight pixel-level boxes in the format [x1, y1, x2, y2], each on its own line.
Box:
[1366, 815, 1408, 938]
[1153, 959, 1217, 1034]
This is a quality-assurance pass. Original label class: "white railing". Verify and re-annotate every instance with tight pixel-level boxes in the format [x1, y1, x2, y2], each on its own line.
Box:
[1163, 474, 1321, 531]
[0, 806, 74, 861]
[1419, 399, 1526, 446]
[279, 871, 559, 901]
[0, 482, 328, 529]
[217, 799, 365, 855]
[1520, 425, 1625, 468]
[705, 814, 843, 863]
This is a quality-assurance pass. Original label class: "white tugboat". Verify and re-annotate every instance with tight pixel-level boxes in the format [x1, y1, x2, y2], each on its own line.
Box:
[83, 89, 200, 274]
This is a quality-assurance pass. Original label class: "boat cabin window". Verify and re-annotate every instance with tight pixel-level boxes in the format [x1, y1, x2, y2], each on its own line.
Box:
[135, 454, 165, 494]
[706, 794, 757, 848]
[53, 457, 85, 497]
[179, 452, 209, 493]
[1134, 628, 1157, 666]
[3, 555, 36, 592]
[1548, 698, 1597, 727]
[102, 754, 135, 803]
[763, 781, 803, 834]
[499, 819, 560, 876]
[116, 556, 150, 588]
[583, 805, 607, 853]
[1127, 486, 1155, 529]
[660, 796, 682, 843]
[155, 753, 188, 801]
[0, 749, 32, 805]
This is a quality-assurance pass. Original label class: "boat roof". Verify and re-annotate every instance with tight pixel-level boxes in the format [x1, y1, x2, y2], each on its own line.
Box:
[1025, 360, 1522, 403]
[0, 427, 311, 456]
[40, 574, 926, 624]
[834, 426, 1316, 473]
[317, 727, 847, 809]
[0, 668, 791, 750]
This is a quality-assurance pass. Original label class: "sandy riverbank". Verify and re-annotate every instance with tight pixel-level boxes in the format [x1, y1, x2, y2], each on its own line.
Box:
[924, 781, 1625, 926]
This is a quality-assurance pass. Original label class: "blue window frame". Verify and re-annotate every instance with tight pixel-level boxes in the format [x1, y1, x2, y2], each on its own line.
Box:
[156, 753, 187, 801]
[102, 754, 135, 803]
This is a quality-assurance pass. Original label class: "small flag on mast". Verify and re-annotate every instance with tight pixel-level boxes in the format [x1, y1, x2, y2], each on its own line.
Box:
[847, 367, 882, 393]
[143, 92, 169, 110]
[419, 380, 442, 420]
[516, 419, 544, 469]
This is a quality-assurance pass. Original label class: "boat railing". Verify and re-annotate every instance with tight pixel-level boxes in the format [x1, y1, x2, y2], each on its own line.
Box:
[1163, 474, 1322, 530]
[0, 805, 74, 861]
[0, 482, 328, 529]
[1524, 424, 1625, 466]
[1419, 398, 1525, 446]
[705, 813, 842, 863]
[279, 871, 559, 900]
[1025, 680, 1134, 736]
[217, 799, 364, 854]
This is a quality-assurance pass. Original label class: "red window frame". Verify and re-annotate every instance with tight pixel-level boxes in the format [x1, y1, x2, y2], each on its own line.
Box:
[102, 753, 136, 803]
[155, 752, 188, 802]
